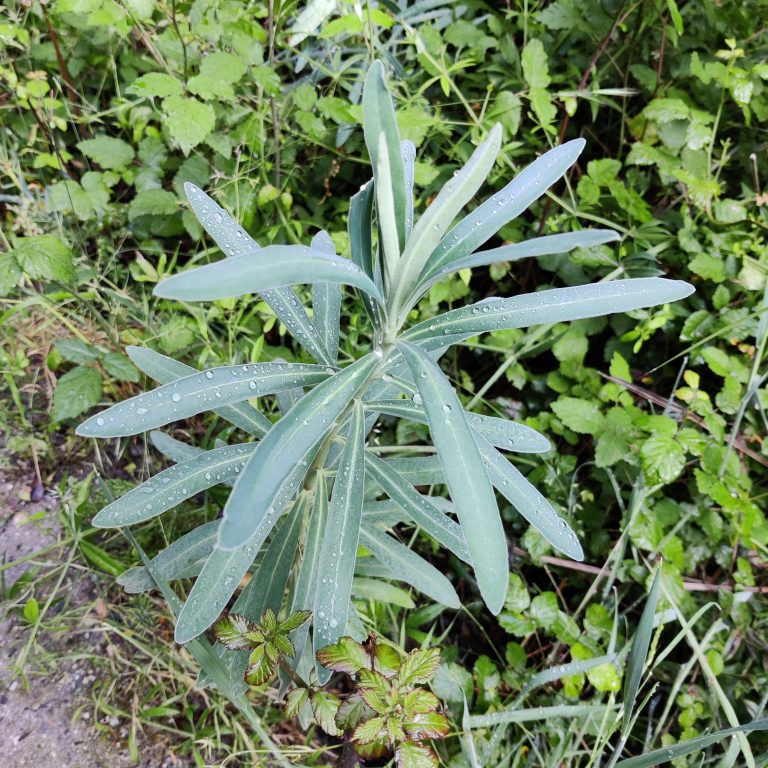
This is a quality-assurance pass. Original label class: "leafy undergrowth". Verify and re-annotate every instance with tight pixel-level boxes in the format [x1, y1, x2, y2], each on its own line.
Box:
[2, 0, 768, 766]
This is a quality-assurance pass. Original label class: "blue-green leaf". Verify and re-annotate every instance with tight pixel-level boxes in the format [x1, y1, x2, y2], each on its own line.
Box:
[77, 360, 328, 438]
[397, 340, 507, 614]
[403, 279, 695, 352]
[359, 526, 460, 609]
[310, 231, 342, 364]
[126, 346, 272, 437]
[93, 443, 255, 527]
[314, 401, 365, 681]
[154, 245, 384, 305]
[217, 353, 381, 550]
[422, 139, 587, 279]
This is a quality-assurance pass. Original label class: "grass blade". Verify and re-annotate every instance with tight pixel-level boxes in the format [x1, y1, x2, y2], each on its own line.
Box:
[469, 703, 609, 728]
[614, 720, 768, 768]
[216, 353, 381, 550]
[314, 402, 366, 682]
[397, 340, 507, 614]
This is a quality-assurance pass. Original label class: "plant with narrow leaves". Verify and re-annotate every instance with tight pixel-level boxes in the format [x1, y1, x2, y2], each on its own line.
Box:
[214, 614, 449, 768]
[78, 61, 694, 685]
[213, 608, 311, 686]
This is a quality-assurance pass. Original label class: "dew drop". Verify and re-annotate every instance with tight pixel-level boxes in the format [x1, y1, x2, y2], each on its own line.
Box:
[205, 371, 214, 380]
[171, 392, 182, 402]
[442, 404, 451, 414]
[96, 417, 105, 427]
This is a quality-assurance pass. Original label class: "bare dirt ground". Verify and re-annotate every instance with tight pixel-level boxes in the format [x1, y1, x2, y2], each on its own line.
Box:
[0, 471, 187, 768]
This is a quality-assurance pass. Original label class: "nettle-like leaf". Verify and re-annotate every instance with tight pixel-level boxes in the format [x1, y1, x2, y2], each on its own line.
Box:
[79, 60, 693, 661]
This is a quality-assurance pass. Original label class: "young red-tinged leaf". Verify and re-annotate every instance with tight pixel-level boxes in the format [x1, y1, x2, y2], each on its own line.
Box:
[397, 648, 441, 688]
[335, 694, 376, 732]
[402, 688, 440, 714]
[374, 643, 402, 677]
[386, 716, 407, 745]
[353, 714, 388, 745]
[316, 636, 370, 674]
[396, 741, 438, 768]
[403, 711, 450, 740]
[260, 607, 278, 633]
[285, 687, 309, 719]
[278, 609, 312, 632]
[311, 691, 342, 736]
[244, 645, 277, 686]
[272, 633, 296, 658]
[213, 613, 259, 650]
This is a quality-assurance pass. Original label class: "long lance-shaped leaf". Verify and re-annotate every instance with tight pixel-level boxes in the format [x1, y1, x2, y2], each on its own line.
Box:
[117, 521, 219, 594]
[397, 340, 507, 614]
[366, 399, 551, 453]
[126, 346, 272, 437]
[402, 140, 416, 237]
[383, 455, 445, 485]
[154, 245, 384, 305]
[150, 430, 204, 462]
[364, 451, 469, 562]
[363, 60, 407, 252]
[476, 434, 583, 560]
[232, 499, 304, 620]
[402, 278, 696, 352]
[614, 719, 768, 768]
[217, 353, 382, 550]
[289, 476, 329, 685]
[78, 361, 329, 438]
[314, 401, 366, 682]
[175, 535, 262, 643]
[418, 229, 620, 291]
[311, 230, 342, 364]
[349, 179, 381, 329]
[93, 443, 256, 527]
[361, 500, 410, 527]
[622, 566, 662, 733]
[390, 124, 503, 318]
[376, 134, 402, 292]
[359, 526, 460, 609]
[184, 183, 333, 366]
[421, 139, 586, 280]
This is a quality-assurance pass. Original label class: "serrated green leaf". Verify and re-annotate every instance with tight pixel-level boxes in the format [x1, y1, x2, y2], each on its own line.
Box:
[129, 188, 178, 220]
[365, 399, 551, 453]
[285, 687, 309, 718]
[396, 742, 439, 768]
[54, 365, 102, 421]
[359, 526, 460, 608]
[77, 136, 135, 169]
[0, 252, 22, 296]
[154, 244, 383, 305]
[12, 235, 74, 283]
[315, 635, 370, 674]
[391, 124, 502, 319]
[402, 279, 695, 352]
[552, 397, 604, 434]
[116, 521, 218, 593]
[93, 443, 255, 527]
[311, 691, 342, 736]
[213, 613, 258, 650]
[183, 183, 333, 366]
[363, 451, 469, 562]
[314, 401, 366, 682]
[162, 95, 215, 155]
[278, 610, 312, 633]
[101, 352, 139, 382]
[217, 353, 381, 550]
[397, 340, 506, 614]
[310, 230, 341, 364]
[421, 140, 586, 281]
[245, 644, 277, 685]
[77, 360, 327, 438]
[363, 61, 407, 252]
[127, 346, 272, 437]
[398, 647, 441, 687]
[128, 72, 183, 98]
[403, 711, 450, 740]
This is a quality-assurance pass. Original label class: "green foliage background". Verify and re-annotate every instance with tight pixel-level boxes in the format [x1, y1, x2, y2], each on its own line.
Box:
[2, 0, 768, 765]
